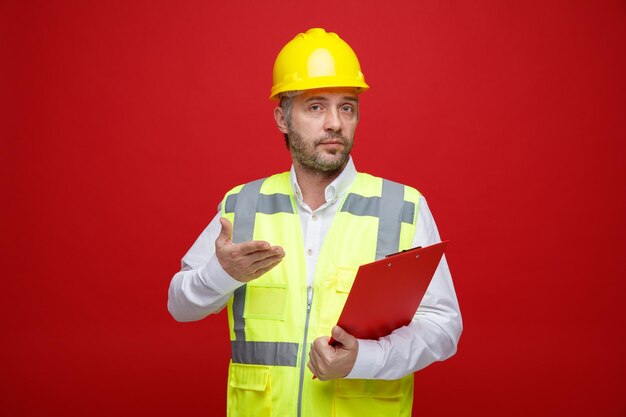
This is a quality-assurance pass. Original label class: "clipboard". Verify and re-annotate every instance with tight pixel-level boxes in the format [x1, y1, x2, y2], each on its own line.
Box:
[331, 240, 449, 345]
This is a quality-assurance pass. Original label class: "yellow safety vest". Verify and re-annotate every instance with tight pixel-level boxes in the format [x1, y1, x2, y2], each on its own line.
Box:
[221, 172, 420, 417]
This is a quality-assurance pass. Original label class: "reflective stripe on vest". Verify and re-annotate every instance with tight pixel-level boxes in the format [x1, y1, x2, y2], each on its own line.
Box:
[230, 179, 265, 342]
[225, 193, 294, 215]
[228, 177, 412, 366]
[230, 178, 297, 346]
[231, 341, 299, 366]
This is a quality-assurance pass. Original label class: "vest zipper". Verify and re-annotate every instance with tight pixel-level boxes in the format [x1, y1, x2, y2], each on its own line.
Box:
[297, 287, 313, 417]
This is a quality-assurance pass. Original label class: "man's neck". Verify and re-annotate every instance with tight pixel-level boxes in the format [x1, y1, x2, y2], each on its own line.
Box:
[293, 162, 346, 211]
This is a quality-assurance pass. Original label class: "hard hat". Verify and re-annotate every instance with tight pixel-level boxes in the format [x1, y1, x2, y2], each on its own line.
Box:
[270, 28, 369, 100]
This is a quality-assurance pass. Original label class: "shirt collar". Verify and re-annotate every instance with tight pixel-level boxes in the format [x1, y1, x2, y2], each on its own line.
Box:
[290, 156, 357, 206]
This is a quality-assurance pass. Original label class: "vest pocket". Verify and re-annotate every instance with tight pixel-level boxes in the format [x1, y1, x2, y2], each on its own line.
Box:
[318, 267, 358, 331]
[244, 282, 287, 320]
[334, 379, 403, 416]
[336, 267, 358, 293]
[228, 363, 272, 417]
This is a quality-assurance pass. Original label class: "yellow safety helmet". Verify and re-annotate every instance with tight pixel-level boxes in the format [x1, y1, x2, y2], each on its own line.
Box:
[270, 28, 369, 100]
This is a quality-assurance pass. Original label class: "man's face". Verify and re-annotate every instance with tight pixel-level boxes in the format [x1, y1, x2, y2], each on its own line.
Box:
[278, 88, 359, 174]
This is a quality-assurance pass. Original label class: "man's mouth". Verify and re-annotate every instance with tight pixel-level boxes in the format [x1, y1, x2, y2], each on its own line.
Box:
[316, 137, 345, 146]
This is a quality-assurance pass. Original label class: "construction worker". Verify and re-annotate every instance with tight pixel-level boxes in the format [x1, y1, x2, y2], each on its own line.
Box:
[168, 28, 462, 417]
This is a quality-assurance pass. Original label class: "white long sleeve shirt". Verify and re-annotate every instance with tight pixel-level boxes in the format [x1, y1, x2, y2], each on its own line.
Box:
[168, 158, 462, 380]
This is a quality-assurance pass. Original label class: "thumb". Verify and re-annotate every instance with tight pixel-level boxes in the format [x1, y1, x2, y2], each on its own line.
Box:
[332, 326, 357, 348]
[217, 217, 233, 244]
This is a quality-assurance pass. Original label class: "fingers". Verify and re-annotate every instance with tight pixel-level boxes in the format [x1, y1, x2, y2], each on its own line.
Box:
[308, 342, 324, 380]
[308, 337, 331, 380]
[231, 249, 284, 280]
[314, 336, 331, 349]
[230, 246, 284, 270]
[237, 240, 271, 255]
[250, 257, 284, 278]
[308, 358, 319, 378]
[249, 248, 284, 265]
[331, 326, 357, 349]
[236, 244, 283, 262]
[217, 217, 233, 243]
[309, 345, 325, 371]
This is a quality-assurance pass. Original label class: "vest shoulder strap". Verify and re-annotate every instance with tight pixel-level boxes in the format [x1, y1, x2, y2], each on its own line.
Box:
[220, 173, 292, 243]
[344, 173, 421, 258]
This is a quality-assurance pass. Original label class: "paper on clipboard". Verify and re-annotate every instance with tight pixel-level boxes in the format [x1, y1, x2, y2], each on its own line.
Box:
[331, 240, 449, 345]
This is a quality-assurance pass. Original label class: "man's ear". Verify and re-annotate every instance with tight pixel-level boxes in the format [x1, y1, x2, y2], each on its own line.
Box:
[274, 107, 289, 134]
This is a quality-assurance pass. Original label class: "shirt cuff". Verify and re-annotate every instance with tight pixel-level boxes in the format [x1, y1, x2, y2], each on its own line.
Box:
[200, 255, 244, 294]
[345, 339, 383, 379]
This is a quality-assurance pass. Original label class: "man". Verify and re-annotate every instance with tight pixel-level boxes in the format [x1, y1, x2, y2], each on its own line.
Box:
[168, 28, 462, 417]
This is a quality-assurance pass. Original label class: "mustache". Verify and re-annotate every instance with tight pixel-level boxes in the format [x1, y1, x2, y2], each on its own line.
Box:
[314, 134, 348, 146]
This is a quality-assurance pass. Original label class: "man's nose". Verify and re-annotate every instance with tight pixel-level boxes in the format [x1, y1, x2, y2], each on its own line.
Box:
[323, 109, 341, 132]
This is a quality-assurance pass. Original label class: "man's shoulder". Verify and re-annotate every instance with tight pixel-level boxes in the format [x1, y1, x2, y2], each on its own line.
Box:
[221, 172, 291, 198]
[356, 171, 410, 185]
[355, 172, 422, 199]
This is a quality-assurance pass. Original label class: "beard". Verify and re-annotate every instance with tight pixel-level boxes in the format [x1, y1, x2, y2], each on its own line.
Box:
[287, 129, 353, 174]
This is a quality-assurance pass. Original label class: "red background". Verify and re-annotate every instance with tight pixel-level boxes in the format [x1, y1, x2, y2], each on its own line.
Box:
[2, 1, 625, 416]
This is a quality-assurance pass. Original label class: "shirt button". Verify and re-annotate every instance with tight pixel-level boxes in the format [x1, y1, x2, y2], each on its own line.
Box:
[307, 249, 313, 256]
[312, 214, 318, 221]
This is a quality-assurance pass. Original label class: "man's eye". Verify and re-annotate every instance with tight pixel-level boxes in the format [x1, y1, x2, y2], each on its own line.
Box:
[341, 105, 354, 113]
[309, 104, 322, 112]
